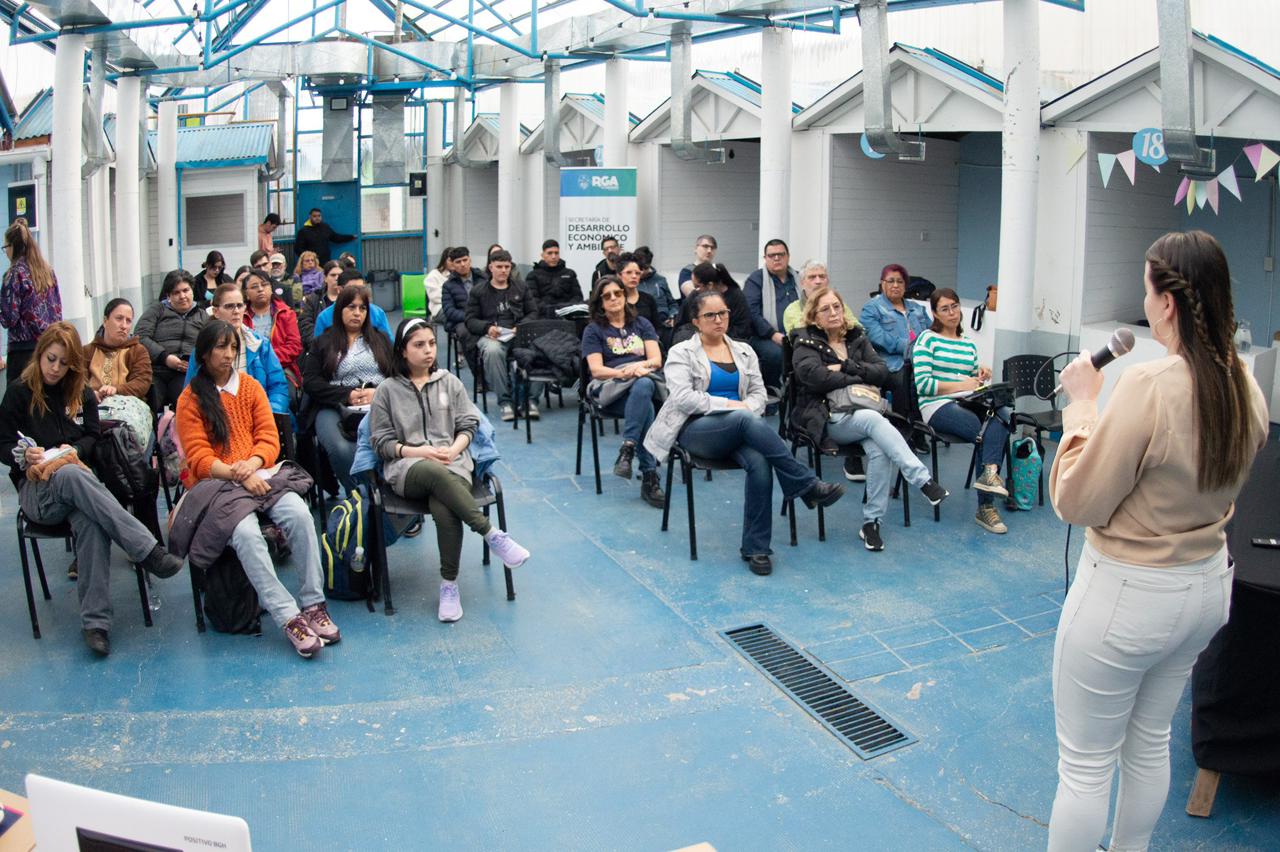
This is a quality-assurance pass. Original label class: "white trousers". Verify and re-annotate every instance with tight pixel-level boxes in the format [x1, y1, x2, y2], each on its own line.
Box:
[1048, 541, 1232, 851]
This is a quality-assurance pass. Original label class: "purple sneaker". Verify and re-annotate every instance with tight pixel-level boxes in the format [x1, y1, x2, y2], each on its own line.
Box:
[438, 580, 463, 623]
[483, 529, 529, 568]
[302, 602, 341, 645]
[284, 614, 323, 658]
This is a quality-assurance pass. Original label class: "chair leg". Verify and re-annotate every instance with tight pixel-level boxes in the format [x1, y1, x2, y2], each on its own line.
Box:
[495, 492, 514, 601]
[787, 496, 797, 547]
[684, 458, 698, 561]
[135, 565, 154, 627]
[613, 418, 620, 435]
[661, 453, 676, 532]
[19, 531, 41, 640]
[31, 540, 51, 600]
[964, 443, 979, 490]
[901, 472, 912, 528]
[575, 407, 584, 475]
[590, 414, 602, 495]
[189, 566, 206, 633]
[814, 451, 827, 542]
[932, 440, 942, 522]
[525, 382, 533, 445]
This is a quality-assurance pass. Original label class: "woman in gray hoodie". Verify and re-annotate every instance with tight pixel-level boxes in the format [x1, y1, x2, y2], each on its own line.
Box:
[369, 318, 531, 623]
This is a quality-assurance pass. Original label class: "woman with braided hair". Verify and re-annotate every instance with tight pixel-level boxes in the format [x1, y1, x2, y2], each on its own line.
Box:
[1046, 230, 1269, 851]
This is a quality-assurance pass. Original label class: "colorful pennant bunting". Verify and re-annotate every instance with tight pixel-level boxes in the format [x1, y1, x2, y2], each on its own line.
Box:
[1194, 180, 1209, 209]
[1097, 152, 1117, 189]
[1206, 179, 1220, 214]
[1218, 164, 1242, 201]
[1116, 149, 1137, 185]
[1174, 177, 1190, 205]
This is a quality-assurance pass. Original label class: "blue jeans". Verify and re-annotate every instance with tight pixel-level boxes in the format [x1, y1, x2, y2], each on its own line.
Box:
[229, 492, 325, 628]
[827, 410, 932, 522]
[677, 408, 817, 556]
[601, 376, 657, 473]
[748, 336, 783, 390]
[315, 407, 358, 493]
[926, 402, 1011, 505]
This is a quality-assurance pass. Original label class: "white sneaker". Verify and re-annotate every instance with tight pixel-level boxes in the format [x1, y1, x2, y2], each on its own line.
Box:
[526, 400, 541, 420]
[438, 580, 463, 622]
[484, 529, 530, 568]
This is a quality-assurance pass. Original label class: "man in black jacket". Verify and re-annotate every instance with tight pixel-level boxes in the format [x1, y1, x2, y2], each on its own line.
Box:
[465, 250, 540, 421]
[591, 235, 621, 285]
[293, 208, 355, 265]
[525, 239, 583, 318]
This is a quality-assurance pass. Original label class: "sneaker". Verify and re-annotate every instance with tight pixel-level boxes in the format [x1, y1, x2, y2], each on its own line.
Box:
[438, 580, 463, 623]
[974, 464, 1009, 497]
[140, 544, 184, 579]
[484, 528, 530, 568]
[843, 455, 866, 482]
[975, 504, 1008, 534]
[801, 479, 846, 510]
[82, 627, 110, 656]
[301, 602, 341, 645]
[920, 480, 949, 507]
[526, 400, 541, 420]
[860, 520, 885, 551]
[67, 558, 78, 581]
[613, 441, 636, 480]
[640, 470, 665, 508]
[283, 614, 323, 658]
[742, 553, 773, 576]
[910, 435, 931, 455]
[500, 403, 516, 422]
[403, 517, 424, 538]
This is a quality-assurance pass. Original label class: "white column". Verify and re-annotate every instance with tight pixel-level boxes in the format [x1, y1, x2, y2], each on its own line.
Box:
[115, 76, 142, 300]
[604, 57, 630, 168]
[426, 100, 446, 267]
[994, 0, 1040, 357]
[758, 27, 793, 247]
[51, 34, 88, 338]
[497, 82, 520, 249]
[156, 100, 179, 273]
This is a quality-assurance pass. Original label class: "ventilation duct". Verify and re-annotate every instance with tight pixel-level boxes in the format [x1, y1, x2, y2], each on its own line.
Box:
[321, 96, 355, 182]
[82, 45, 111, 179]
[543, 58, 568, 167]
[372, 95, 408, 184]
[452, 86, 475, 168]
[1155, 0, 1214, 174]
[857, 0, 924, 161]
[669, 25, 711, 162]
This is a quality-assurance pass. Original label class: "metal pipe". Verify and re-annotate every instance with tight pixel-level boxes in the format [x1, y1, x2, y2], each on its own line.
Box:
[82, 44, 111, 179]
[543, 58, 567, 167]
[1155, 0, 1215, 173]
[11, 15, 197, 45]
[668, 25, 703, 162]
[206, 0, 345, 69]
[396, 0, 539, 59]
[452, 85, 476, 168]
[333, 26, 464, 81]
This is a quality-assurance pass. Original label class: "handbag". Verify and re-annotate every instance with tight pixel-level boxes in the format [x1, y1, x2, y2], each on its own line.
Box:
[589, 371, 669, 409]
[826, 383, 889, 415]
[339, 406, 368, 441]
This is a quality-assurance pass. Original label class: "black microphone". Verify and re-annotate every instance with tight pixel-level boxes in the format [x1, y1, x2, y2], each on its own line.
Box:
[1053, 327, 1136, 396]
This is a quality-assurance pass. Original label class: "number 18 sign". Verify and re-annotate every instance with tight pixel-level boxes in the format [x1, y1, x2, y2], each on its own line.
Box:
[1133, 128, 1169, 167]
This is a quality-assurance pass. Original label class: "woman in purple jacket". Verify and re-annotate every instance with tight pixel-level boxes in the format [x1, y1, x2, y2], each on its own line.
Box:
[0, 218, 61, 382]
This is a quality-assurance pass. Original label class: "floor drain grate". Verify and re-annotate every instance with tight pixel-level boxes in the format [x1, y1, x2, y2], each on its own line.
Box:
[722, 623, 915, 760]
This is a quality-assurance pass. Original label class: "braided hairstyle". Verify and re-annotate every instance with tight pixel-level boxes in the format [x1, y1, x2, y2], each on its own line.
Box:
[1145, 230, 1258, 491]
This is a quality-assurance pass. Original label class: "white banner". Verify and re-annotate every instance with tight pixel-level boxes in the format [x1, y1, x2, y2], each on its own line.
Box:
[559, 167, 637, 288]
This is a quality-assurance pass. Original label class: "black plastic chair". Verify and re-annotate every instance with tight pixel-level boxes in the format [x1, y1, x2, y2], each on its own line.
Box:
[363, 468, 514, 616]
[510, 319, 575, 443]
[1003, 353, 1075, 506]
[19, 511, 152, 640]
[659, 442, 754, 561]
[574, 359, 627, 495]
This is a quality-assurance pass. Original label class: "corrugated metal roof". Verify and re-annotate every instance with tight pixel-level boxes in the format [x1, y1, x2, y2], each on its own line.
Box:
[897, 44, 1004, 94]
[565, 92, 639, 126]
[145, 121, 274, 168]
[1202, 32, 1280, 80]
[697, 71, 801, 114]
[14, 88, 53, 141]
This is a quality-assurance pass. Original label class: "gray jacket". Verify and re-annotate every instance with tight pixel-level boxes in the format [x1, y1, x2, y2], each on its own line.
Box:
[135, 299, 209, 364]
[643, 336, 767, 464]
[368, 370, 479, 495]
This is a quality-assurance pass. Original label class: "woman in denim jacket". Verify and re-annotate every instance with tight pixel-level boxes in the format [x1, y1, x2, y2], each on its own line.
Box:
[858, 263, 930, 435]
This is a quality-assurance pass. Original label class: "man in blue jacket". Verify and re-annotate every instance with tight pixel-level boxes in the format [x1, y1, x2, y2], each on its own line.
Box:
[441, 246, 487, 369]
[741, 238, 798, 390]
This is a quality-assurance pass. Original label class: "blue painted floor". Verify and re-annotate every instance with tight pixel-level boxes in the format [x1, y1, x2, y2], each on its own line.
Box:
[2, 355, 1278, 850]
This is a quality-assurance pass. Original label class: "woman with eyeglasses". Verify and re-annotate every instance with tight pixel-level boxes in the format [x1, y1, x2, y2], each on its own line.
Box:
[184, 283, 291, 417]
[302, 283, 393, 493]
[860, 264, 931, 440]
[1, 217, 61, 382]
[791, 287, 949, 551]
[671, 262, 753, 346]
[582, 276, 666, 508]
[616, 252, 660, 329]
[242, 269, 303, 387]
[912, 287, 1011, 534]
[136, 270, 209, 408]
[197, 250, 230, 306]
[645, 290, 846, 576]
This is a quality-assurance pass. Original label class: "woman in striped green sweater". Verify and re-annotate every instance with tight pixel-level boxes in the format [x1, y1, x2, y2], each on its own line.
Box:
[912, 288, 1012, 534]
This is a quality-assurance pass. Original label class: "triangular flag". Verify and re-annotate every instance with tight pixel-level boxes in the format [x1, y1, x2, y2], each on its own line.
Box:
[1065, 137, 1087, 173]
[1116, 149, 1137, 185]
[1254, 145, 1280, 181]
[1152, 164, 1161, 173]
[1194, 179, 1209, 209]
[1207, 179, 1220, 214]
[1098, 152, 1117, 188]
[1219, 164, 1242, 201]
[1244, 142, 1265, 172]
[1186, 182, 1197, 214]
[1174, 176, 1190, 205]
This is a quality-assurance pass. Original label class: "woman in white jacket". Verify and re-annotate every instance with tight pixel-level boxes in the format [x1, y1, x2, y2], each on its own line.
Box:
[644, 290, 845, 575]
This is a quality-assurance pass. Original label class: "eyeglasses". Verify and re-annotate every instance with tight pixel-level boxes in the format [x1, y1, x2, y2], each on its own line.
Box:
[816, 303, 844, 315]
[935, 304, 961, 314]
[698, 310, 730, 321]
[765, 252, 788, 260]
[882, 278, 905, 286]
[217, 301, 245, 311]
[697, 243, 715, 250]
[601, 290, 625, 301]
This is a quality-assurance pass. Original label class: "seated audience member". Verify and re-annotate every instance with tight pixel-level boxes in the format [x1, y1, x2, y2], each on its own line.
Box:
[525, 239, 584, 318]
[860, 263, 931, 433]
[299, 261, 343, 343]
[790, 287, 949, 551]
[592, 235, 621, 285]
[268, 252, 290, 297]
[742, 239, 798, 390]
[369, 318, 530, 622]
[672, 262, 753, 345]
[294, 251, 323, 297]
[84, 298, 154, 445]
[136, 270, 208, 408]
[337, 252, 358, 271]
[442, 246, 486, 367]
[616, 252, 659, 329]
[249, 249, 271, 278]
[643, 290, 845, 576]
[914, 288, 1012, 534]
[197, 250, 230, 306]
[185, 283, 290, 416]
[678, 234, 718, 297]
[243, 269, 303, 386]
[464, 249, 540, 423]
[0, 323, 183, 656]
[302, 284, 394, 494]
[312, 270, 392, 341]
[782, 261, 857, 334]
[425, 247, 453, 320]
[582, 277, 666, 508]
[231, 264, 253, 292]
[633, 246, 678, 330]
[175, 321, 338, 658]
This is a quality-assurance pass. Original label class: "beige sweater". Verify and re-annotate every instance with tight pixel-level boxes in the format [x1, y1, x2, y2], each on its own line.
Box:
[1049, 354, 1268, 567]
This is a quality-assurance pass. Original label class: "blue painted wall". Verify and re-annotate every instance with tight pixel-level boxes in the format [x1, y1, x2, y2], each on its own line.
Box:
[956, 132, 1001, 303]
[1176, 137, 1279, 345]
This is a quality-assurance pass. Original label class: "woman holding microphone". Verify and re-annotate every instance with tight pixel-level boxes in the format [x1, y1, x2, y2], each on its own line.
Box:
[1047, 230, 1268, 850]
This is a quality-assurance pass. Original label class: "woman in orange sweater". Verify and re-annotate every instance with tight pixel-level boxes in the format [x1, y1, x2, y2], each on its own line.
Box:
[176, 320, 339, 658]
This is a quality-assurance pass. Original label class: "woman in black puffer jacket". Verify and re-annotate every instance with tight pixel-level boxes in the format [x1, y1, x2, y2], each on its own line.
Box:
[790, 286, 948, 552]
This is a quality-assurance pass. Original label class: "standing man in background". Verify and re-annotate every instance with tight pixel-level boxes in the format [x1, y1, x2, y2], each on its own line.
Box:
[293, 208, 355, 265]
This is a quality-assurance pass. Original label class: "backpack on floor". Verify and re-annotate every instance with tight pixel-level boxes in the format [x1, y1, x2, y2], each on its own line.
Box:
[155, 408, 185, 485]
[1009, 436, 1043, 512]
[321, 486, 371, 601]
[198, 548, 263, 635]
